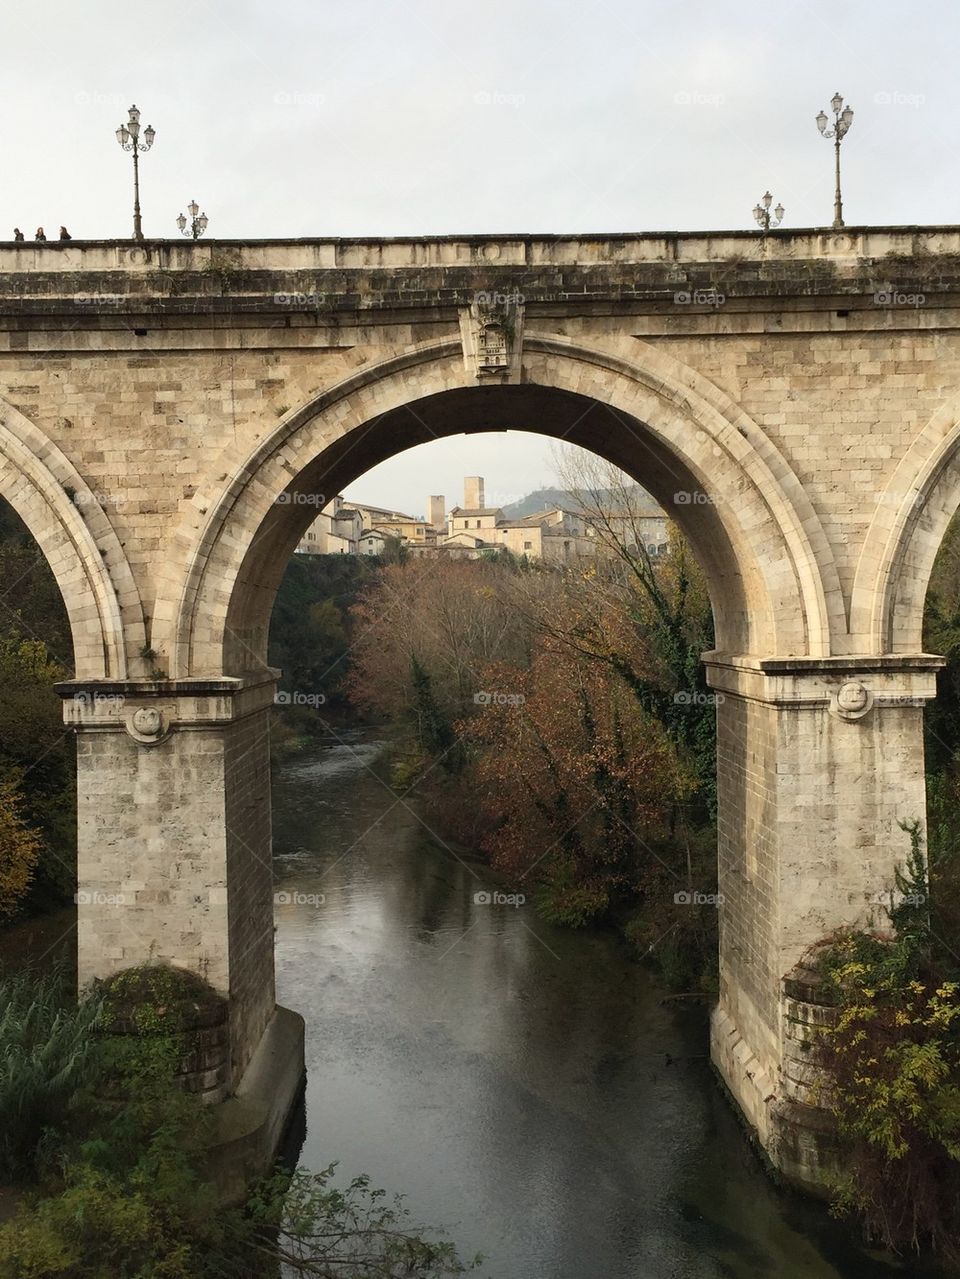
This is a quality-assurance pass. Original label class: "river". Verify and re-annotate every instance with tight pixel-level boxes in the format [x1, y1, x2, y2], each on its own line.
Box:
[271, 733, 946, 1279]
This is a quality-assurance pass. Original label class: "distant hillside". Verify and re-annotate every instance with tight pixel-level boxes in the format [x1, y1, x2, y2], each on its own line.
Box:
[501, 484, 661, 519]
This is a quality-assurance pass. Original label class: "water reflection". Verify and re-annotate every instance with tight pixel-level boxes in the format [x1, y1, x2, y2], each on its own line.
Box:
[272, 735, 945, 1279]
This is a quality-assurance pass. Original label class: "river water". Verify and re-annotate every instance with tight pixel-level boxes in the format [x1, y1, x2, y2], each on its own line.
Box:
[272, 734, 946, 1279]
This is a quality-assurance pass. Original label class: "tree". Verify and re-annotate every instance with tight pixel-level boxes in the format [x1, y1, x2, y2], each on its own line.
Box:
[0, 782, 42, 920]
[528, 447, 718, 815]
[268, 551, 378, 710]
[0, 636, 75, 908]
[348, 559, 532, 728]
[462, 645, 690, 925]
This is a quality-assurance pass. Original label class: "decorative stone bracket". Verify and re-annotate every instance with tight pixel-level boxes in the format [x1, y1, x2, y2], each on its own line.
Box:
[55, 671, 279, 746]
[458, 294, 524, 383]
[703, 652, 944, 718]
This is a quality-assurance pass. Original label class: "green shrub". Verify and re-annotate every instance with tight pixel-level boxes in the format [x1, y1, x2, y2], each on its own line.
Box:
[813, 822, 960, 1259]
[0, 968, 102, 1181]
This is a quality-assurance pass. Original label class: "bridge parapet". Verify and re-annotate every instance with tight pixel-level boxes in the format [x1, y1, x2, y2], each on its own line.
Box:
[0, 227, 958, 321]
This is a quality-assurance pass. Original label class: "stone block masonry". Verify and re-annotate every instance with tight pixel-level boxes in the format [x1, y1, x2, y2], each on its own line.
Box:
[2, 227, 953, 1185]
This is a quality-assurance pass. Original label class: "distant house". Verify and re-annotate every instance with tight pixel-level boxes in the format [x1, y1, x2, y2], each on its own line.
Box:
[295, 496, 364, 555]
[370, 517, 435, 545]
[445, 507, 503, 535]
[358, 529, 388, 556]
[298, 479, 670, 563]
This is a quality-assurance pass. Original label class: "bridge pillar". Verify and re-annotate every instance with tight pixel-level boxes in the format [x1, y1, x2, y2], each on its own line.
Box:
[58, 674, 278, 1090]
[704, 653, 943, 1190]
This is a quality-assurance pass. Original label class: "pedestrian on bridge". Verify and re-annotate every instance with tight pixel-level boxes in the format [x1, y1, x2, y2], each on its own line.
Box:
[12, 228, 23, 241]
[34, 227, 46, 241]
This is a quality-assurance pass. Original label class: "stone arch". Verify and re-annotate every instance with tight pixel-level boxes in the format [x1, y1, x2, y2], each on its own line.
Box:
[0, 398, 143, 678]
[852, 397, 960, 653]
[160, 335, 842, 678]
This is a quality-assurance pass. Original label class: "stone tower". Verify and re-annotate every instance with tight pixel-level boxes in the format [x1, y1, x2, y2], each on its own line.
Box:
[427, 495, 446, 529]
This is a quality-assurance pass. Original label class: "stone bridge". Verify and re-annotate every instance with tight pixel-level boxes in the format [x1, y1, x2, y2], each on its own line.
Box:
[1, 227, 957, 1185]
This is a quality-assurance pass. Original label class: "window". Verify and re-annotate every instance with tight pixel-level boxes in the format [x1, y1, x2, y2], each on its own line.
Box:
[476, 520, 481, 528]
[524, 541, 532, 550]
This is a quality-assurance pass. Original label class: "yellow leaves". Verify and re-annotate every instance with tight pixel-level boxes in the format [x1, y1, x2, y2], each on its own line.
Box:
[0, 636, 65, 684]
[0, 780, 41, 919]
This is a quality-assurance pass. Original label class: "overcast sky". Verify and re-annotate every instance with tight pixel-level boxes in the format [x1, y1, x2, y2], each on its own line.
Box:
[3, 0, 956, 509]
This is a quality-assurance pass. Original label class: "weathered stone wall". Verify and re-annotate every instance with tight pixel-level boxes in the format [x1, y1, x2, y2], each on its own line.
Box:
[66, 676, 276, 1083]
[1, 231, 958, 672]
[74, 723, 231, 986]
[2, 229, 956, 1181]
[222, 704, 275, 1085]
[715, 690, 780, 1075]
[707, 655, 938, 1178]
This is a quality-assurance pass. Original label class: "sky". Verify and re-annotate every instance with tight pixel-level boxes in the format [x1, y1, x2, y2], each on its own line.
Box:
[2, 0, 956, 509]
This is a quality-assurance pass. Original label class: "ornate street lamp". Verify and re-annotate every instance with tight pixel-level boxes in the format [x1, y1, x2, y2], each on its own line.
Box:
[176, 200, 209, 239]
[753, 191, 784, 232]
[115, 104, 156, 241]
[816, 91, 854, 229]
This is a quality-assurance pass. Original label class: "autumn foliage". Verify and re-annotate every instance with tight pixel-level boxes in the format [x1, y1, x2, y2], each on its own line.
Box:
[462, 648, 691, 924]
[348, 545, 715, 939]
[0, 781, 42, 919]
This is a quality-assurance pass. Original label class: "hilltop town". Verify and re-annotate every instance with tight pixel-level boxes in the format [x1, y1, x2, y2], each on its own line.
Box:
[296, 476, 671, 561]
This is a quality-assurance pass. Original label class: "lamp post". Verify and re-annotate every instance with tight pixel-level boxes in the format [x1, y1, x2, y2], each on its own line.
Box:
[753, 191, 784, 232]
[176, 200, 209, 239]
[816, 91, 854, 229]
[115, 104, 155, 241]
